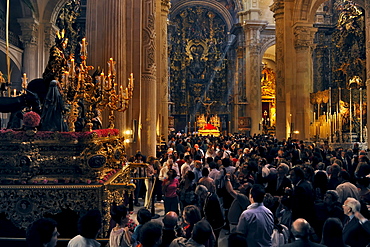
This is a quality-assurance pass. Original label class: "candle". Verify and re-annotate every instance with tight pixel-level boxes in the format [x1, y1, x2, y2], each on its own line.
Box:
[100, 73, 105, 91]
[13, 89, 16, 97]
[70, 59, 75, 77]
[125, 88, 128, 98]
[22, 73, 27, 89]
[81, 38, 86, 55]
[110, 58, 115, 75]
[120, 85, 123, 100]
[64, 72, 69, 88]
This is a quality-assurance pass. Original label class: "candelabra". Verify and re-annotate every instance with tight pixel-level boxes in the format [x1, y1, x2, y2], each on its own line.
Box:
[60, 38, 134, 131]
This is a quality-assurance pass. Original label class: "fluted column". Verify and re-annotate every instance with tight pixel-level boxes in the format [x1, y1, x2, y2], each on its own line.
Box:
[243, 21, 266, 135]
[141, 0, 157, 156]
[365, 1, 370, 146]
[156, 0, 170, 145]
[270, 0, 287, 139]
[18, 18, 39, 81]
[86, 0, 128, 132]
[293, 23, 317, 140]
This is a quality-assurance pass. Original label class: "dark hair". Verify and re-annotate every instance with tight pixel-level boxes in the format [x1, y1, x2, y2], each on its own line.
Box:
[206, 157, 214, 165]
[110, 203, 127, 225]
[321, 218, 346, 247]
[139, 221, 163, 247]
[186, 170, 195, 181]
[137, 208, 152, 225]
[201, 167, 209, 177]
[168, 168, 177, 179]
[26, 218, 57, 247]
[251, 184, 266, 203]
[192, 219, 213, 244]
[291, 166, 305, 180]
[209, 161, 217, 169]
[222, 158, 231, 167]
[183, 205, 201, 225]
[78, 210, 102, 239]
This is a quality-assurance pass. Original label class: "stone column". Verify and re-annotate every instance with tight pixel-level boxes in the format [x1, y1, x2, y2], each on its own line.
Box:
[18, 18, 39, 81]
[293, 23, 316, 140]
[270, 0, 287, 140]
[86, 0, 128, 131]
[243, 21, 267, 135]
[365, 1, 370, 147]
[141, 0, 157, 156]
[156, 0, 170, 145]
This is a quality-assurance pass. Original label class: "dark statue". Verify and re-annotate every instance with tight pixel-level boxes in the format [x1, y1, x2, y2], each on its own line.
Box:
[0, 90, 41, 129]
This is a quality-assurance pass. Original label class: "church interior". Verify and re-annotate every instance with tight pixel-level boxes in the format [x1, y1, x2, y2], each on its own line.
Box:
[0, 0, 369, 245]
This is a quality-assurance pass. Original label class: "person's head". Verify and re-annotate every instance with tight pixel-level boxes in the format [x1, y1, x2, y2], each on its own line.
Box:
[78, 210, 102, 239]
[191, 220, 213, 245]
[330, 164, 341, 178]
[194, 160, 202, 170]
[195, 185, 208, 200]
[183, 205, 202, 225]
[163, 211, 178, 229]
[26, 218, 58, 247]
[324, 190, 339, 206]
[277, 163, 289, 176]
[137, 208, 152, 225]
[250, 184, 266, 203]
[289, 166, 305, 184]
[343, 197, 361, 216]
[291, 218, 311, 240]
[110, 203, 128, 226]
[139, 221, 163, 247]
[209, 161, 217, 170]
[167, 168, 177, 180]
[228, 231, 247, 246]
[185, 170, 195, 181]
[201, 167, 209, 177]
[222, 158, 231, 167]
[321, 218, 344, 245]
[238, 182, 252, 196]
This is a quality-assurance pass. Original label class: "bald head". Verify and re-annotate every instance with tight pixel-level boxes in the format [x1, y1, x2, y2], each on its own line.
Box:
[163, 211, 178, 229]
[291, 218, 311, 239]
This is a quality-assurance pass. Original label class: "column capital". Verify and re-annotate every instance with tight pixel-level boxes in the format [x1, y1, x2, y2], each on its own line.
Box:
[293, 23, 317, 50]
[17, 18, 39, 47]
[270, 0, 284, 19]
[161, 0, 171, 13]
[43, 23, 59, 50]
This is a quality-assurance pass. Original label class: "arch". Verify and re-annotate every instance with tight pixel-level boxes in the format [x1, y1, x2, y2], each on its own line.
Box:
[0, 40, 23, 71]
[41, 0, 69, 24]
[260, 36, 276, 58]
[170, 0, 235, 30]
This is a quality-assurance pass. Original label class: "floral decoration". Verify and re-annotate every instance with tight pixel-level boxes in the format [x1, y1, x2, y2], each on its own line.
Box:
[23, 111, 41, 128]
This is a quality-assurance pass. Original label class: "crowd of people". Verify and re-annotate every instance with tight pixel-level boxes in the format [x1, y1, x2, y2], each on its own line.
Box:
[26, 133, 370, 247]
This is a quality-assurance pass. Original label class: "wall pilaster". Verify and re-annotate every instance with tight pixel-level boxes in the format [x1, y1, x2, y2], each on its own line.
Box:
[270, 0, 286, 140]
[293, 23, 316, 140]
[141, 0, 157, 156]
[242, 21, 267, 135]
[156, 0, 170, 144]
[365, 1, 370, 146]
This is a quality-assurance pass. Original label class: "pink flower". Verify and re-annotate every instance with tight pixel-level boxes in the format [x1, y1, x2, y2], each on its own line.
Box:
[33, 180, 38, 184]
[23, 111, 41, 128]
[86, 179, 91, 184]
[42, 179, 48, 184]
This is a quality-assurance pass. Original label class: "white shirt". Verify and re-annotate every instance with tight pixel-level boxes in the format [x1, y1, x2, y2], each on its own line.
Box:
[67, 235, 101, 247]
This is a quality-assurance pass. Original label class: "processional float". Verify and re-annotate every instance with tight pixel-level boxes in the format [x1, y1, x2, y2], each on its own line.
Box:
[0, 36, 147, 237]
